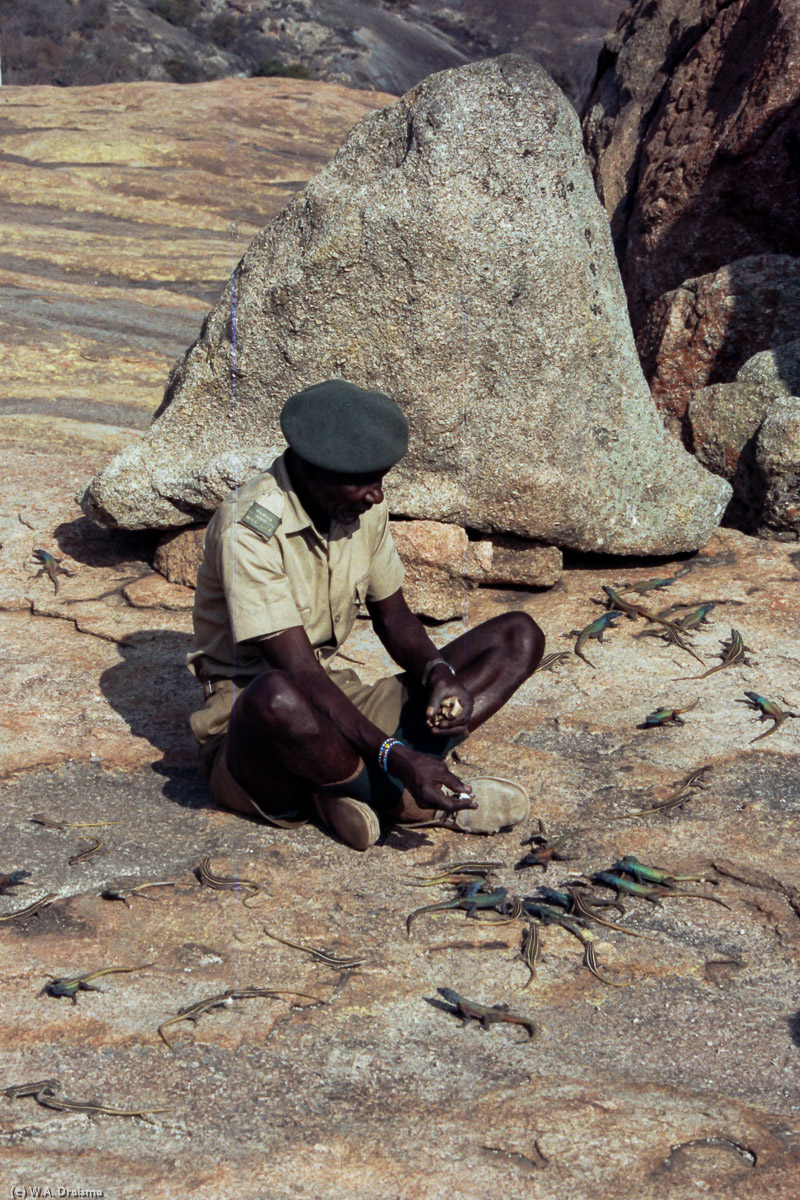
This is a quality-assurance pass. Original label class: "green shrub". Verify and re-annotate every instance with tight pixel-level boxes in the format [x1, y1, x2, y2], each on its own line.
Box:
[162, 54, 206, 83]
[253, 58, 310, 79]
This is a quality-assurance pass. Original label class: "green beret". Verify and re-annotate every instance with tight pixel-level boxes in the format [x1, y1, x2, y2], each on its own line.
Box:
[280, 380, 409, 474]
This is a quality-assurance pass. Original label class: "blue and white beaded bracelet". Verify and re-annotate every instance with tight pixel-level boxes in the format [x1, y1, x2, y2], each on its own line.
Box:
[378, 737, 404, 773]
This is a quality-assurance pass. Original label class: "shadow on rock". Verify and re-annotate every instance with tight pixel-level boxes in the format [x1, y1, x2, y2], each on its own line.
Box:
[99, 628, 210, 810]
[54, 515, 158, 569]
[787, 1011, 800, 1050]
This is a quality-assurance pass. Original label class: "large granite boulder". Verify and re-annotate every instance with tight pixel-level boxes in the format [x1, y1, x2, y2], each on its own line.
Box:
[82, 55, 729, 555]
[638, 256, 800, 430]
[583, 0, 800, 339]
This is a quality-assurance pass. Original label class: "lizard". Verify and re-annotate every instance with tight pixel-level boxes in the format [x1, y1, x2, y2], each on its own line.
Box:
[262, 927, 366, 969]
[519, 920, 541, 988]
[634, 620, 706, 664]
[618, 764, 712, 817]
[4, 1078, 60, 1100]
[31, 814, 120, 830]
[0, 893, 57, 922]
[157, 987, 323, 1048]
[514, 819, 573, 872]
[601, 586, 685, 629]
[32, 548, 73, 594]
[0, 870, 31, 894]
[534, 651, 572, 673]
[7, 1079, 169, 1120]
[197, 857, 261, 907]
[570, 610, 624, 668]
[674, 603, 717, 631]
[42, 963, 153, 1003]
[521, 901, 625, 985]
[613, 855, 711, 887]
[437, 987, 536, 1038]
[593, 871, 729, 909]
[406, 885, 508, 935]
[675, 628, 753, 681]
[100, 881, 175, 908]
[561, 884, 653, 938]
[740, 692, 799, 743]
[68, 837, 103, 865]
[602, 586, 703, 661]
[405, 864, 499, 887]
[615, 575, 683, 595]
[416, 860, 504, 875]
[641, 698, 699, 727]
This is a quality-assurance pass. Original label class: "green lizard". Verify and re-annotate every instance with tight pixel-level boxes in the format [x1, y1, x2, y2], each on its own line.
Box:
[675, 603, 716, 630]
[641, 698, 699, 727]
[593, 871, 729, 908]
[741, 692, 799, 743]
[32, 548, 73, 594]
[614, 855, 709, 886]
[570, 610, 624, 668]
[406, 885, 508, 935]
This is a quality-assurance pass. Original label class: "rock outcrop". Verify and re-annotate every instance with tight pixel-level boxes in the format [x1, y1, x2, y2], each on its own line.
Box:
[582, 0, 800, 336]
[687, 339, 800, 535]
[82, 56, 730, 557]
[2, 0, 628, 110]
[583, 0, 800, 538]
[583, 0, 800, 339]
[637, 256, 800, 430]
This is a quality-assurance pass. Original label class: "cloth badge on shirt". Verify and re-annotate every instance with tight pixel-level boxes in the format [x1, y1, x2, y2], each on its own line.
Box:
[238, 491, 285, 542]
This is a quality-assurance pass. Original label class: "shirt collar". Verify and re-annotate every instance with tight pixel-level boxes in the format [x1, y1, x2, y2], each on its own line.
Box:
[270, 451, 352, 542]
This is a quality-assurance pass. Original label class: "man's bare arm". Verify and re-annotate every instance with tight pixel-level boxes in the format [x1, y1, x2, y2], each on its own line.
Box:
[247, 626, 474, 812]
[367, 589, 474, 733]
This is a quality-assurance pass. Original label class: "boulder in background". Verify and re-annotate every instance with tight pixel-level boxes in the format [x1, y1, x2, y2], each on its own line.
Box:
[82, 55, 729, 557]
[755, 397, 800, 540]
[687, 338, 800, 533]
[637, 256, 800, 432]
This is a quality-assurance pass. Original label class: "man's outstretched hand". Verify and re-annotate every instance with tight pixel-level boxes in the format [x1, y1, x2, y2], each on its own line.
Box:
[389, 746, 476, 814]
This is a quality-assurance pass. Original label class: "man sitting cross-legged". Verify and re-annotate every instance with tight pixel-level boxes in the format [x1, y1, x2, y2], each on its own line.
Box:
[188, 380, 545, 849]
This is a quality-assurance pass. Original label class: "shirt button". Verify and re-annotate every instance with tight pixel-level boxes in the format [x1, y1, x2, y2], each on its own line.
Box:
[335, 616, 340, 624]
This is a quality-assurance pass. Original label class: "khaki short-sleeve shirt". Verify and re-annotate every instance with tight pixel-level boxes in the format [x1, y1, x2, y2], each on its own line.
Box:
[188, 453, 405, 681]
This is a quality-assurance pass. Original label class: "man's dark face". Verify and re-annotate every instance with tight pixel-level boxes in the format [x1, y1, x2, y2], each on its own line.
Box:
[315, 465, 386, 527]
[289, 451, 387, 528]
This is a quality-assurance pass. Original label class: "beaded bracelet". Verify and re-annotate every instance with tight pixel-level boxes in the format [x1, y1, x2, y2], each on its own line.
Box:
[421, 657, 456, 688]
[378, 737, 404, 774]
